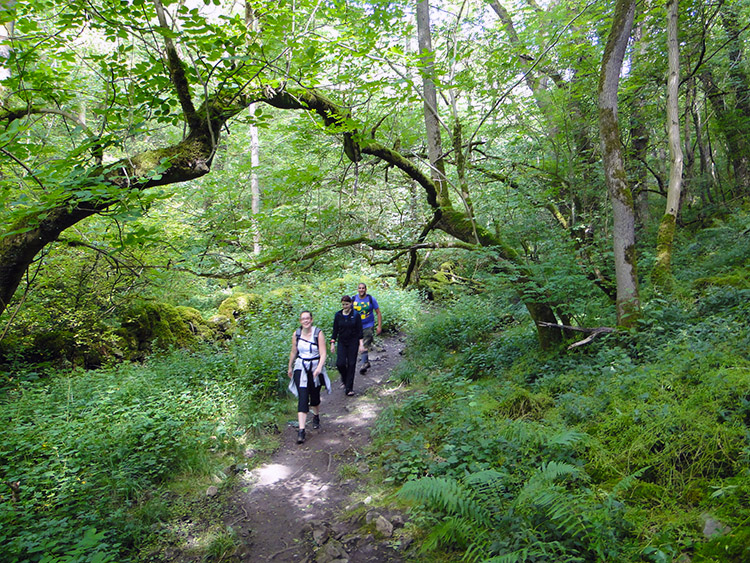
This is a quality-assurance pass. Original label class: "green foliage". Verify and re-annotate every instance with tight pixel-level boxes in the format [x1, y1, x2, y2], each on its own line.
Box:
[0, 279, 423, 561]
[374, 211, 750, 561]
[398, 294, 522, 374]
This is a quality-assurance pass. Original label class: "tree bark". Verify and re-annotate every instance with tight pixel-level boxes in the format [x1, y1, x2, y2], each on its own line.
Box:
[653, 0, 683, 291]
[598, 0, 640, 327]
[416, 0, 449, 203]
[0, 107, 244, 317]
[629, 18, 650, 231]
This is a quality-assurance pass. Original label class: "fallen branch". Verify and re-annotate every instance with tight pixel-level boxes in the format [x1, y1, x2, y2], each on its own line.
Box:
[536, 322, 615, 349]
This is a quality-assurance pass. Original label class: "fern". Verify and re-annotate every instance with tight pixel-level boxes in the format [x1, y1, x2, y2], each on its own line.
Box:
[545, 428, 588, 448]
[398, 476, 494, 529]
[497, 421, 586, 452]
[605, 466, 649, 509]
[419, 516, 481, 554]
[514, 462, 589, 539]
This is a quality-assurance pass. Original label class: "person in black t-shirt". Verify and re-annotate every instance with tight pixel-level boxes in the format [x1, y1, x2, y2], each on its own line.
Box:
[330, 295, 364, 396]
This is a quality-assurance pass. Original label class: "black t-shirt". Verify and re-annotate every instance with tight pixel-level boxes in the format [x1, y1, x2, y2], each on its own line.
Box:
[332, 310, 363, 344]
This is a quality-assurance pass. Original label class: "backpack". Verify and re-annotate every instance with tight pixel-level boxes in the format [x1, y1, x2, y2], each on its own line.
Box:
[295, 327, 321, 359]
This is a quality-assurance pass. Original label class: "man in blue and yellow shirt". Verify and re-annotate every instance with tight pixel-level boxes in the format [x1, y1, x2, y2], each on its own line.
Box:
[352, 282, 382, 374]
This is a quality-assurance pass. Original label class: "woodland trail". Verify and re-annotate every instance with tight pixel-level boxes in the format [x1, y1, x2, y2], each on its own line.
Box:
[225, 333, 407, 562]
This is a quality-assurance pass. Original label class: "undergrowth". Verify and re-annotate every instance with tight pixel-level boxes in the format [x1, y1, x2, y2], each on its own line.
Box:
[0, 277, 421, 562]
[373, 213, 750, 562]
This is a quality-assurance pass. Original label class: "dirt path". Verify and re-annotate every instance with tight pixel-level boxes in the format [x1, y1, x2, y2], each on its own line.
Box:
[227, 333, 407, 562]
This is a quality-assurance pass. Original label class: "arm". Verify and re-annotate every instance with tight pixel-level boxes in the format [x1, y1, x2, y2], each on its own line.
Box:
[288, 333, 298, 378]
[375, 307, 382, 335]
[314, 329, 327, 375]
[330, 313, 338, 353]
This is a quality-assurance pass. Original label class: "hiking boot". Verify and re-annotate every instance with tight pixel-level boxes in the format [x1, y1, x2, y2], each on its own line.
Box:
[359, 361, 371, 375]
[297, 429, 305, 444]
[312, 415, 320, 429]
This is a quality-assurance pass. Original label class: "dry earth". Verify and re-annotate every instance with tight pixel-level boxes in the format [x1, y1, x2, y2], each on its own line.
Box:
[224, 333, 410, 562]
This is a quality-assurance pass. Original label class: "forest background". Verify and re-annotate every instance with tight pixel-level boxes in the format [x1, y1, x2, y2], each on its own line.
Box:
[1, 0, 749, 561]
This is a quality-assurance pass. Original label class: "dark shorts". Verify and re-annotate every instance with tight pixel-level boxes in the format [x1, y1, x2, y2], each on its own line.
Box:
[362, 326, 374, 350]
[293, 369, 321, 413]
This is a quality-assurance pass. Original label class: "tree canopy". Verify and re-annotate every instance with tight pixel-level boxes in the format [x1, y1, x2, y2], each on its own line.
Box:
[1, 0, 749, 343]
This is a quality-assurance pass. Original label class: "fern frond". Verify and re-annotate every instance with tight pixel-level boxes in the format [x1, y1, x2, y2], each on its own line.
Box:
[606, 466, 649, 507]
[420, 515, 477, 553]
[399, 476, 494, 528]
[524, 461, 582, 490]
[545, 428, 588, 448]
[498, 420, 548, 448]
[514, 462, 589, 538]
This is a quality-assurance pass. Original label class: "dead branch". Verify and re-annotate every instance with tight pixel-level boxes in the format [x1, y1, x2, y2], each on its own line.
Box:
[536, 322, 615, 349]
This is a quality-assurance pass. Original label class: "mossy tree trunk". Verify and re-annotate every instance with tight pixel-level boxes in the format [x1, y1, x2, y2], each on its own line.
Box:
[653, 0, 683, 292]
[598, 0, 640, 328]
[0, 120, 243, 318]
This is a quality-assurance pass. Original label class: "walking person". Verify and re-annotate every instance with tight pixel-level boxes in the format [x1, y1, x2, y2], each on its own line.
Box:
[288, 310, 330, 444]
[352, 283, 382, 375]
[330, 295, 364, 397]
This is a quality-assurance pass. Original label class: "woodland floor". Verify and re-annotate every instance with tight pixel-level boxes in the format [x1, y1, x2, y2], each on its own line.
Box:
[222, 333, 409, 562]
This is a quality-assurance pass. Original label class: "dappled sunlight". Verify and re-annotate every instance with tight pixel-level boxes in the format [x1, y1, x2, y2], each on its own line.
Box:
[252, 463, 292, 486]
[289, 476, 332, 510]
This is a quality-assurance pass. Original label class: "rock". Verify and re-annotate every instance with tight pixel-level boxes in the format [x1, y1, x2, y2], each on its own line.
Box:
[702, 514, 730, 538]
[375, 515, 394, 537]
[313, 526, 330, 545]
[206, 486, 219, 497]
[399, 535, 414, 550]
[315, 539, 347, 562]
[365, 510, 382, 524]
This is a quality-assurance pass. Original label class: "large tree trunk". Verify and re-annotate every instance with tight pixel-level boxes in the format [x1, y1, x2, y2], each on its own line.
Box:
[598, 0, 640, 328]
[653, 0, 683, 291]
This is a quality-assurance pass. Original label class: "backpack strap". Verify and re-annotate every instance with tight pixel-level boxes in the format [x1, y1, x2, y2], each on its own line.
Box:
[295, 327, 320, 349]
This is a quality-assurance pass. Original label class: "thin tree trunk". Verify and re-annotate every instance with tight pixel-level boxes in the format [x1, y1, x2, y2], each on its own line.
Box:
[653, 0, 683, 291]
[598, 0, 640, 327]
[246, 3, 262, 255]
[249, 105, 262, 255]
[416, 0, 449, 204]
[629, 19, 650, 233]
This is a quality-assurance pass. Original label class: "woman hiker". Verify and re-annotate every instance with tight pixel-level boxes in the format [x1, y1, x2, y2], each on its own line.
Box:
[330, 295, 364, 397]
[288, 310, 331, 444]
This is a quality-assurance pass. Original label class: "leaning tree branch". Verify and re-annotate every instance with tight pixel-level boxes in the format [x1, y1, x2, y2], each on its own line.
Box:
[165, 237, 481, 279]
